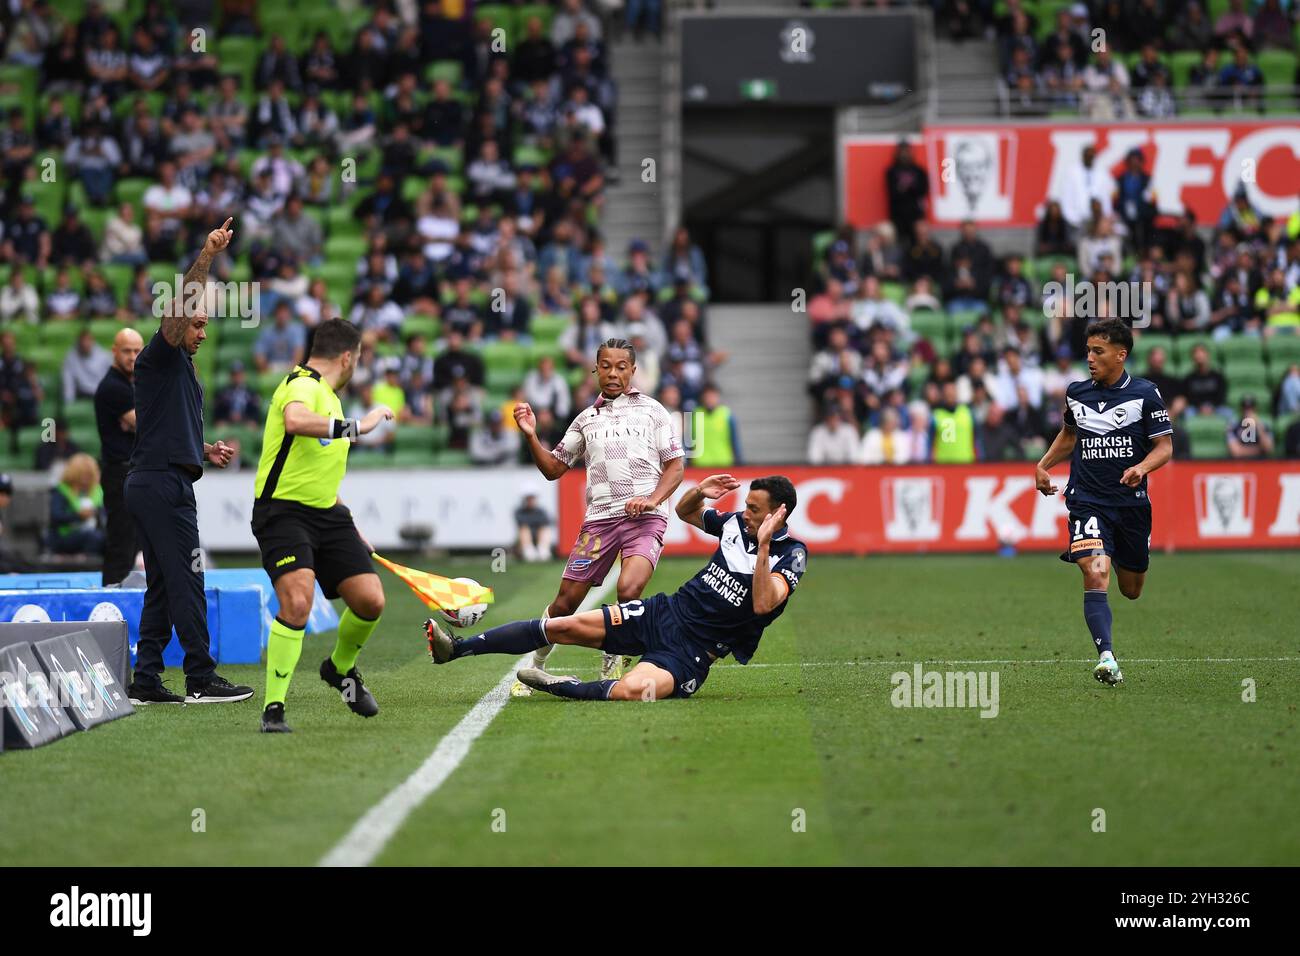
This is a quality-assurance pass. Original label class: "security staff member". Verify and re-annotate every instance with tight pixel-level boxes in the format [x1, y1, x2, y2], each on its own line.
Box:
[124, 219, 253, 706]
[94, 328, 143, 586]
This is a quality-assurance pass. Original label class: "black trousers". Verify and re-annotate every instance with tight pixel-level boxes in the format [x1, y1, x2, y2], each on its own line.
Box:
[124, 468, 216, 685]
[100, 458, 137, 586]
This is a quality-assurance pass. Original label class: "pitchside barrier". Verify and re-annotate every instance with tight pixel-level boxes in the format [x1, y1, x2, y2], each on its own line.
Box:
[0, 625, 134, 752]
[559, 462, 1300, 556]
[0, 586, 264, 666]
[0, 568, 340, 650]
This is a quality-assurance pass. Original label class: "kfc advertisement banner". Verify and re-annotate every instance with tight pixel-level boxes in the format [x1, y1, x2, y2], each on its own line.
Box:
[842, 120, 1300, 230]
[558, 463, 1300, 555]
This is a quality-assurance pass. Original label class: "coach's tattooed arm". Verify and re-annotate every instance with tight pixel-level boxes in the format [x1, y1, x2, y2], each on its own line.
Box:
[163, 218, 234, 347]
[1035, 422, 1077, 496]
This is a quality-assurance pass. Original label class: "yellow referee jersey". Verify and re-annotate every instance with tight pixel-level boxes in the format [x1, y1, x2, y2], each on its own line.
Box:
[254, 365, 348, 509]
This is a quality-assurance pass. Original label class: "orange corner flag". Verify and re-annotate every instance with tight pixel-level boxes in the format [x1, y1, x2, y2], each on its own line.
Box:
[371, 554, 495, 612]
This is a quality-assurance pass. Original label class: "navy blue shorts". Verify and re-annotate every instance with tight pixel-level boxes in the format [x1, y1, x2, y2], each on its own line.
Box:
[1059, 505, 1152, 574]
[600, 593, 713, 699]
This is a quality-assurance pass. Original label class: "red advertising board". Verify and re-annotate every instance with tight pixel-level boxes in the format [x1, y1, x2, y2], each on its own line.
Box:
[842, 120, 1300, 230]
[558, 463, 1300, 556]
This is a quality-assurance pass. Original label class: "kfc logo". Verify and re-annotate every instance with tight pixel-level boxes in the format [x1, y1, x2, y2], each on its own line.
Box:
[884, 477, 943, 542]
[1194, 474, 1255, 537]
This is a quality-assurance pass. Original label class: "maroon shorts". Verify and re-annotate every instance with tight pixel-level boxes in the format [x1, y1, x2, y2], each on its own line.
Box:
[562, 514, 668, 583]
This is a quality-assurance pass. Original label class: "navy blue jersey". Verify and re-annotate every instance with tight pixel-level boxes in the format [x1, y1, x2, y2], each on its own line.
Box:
[130, 330, 205, 479]
[1063, 371, 1173, 509]
[669, 509, 808, 664]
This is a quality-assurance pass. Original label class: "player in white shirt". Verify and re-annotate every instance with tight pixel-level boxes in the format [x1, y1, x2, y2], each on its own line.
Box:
[512, 338, 685, 693]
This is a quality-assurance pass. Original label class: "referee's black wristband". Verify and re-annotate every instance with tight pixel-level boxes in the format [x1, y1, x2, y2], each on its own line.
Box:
[331, 418, 357, 440]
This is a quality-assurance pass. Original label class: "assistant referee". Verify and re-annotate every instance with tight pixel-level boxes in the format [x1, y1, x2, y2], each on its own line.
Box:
[252, 318, 393, 734]
[125, 218, 254, 706]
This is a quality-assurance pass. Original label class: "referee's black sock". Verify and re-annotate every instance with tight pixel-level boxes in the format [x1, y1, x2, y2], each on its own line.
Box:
[452, 618, 550, 658]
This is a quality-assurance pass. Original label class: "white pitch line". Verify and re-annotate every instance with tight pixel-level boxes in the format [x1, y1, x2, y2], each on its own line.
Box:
[319, 566, 619, 868]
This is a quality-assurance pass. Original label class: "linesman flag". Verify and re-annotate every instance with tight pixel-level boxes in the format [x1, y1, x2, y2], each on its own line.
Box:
[371, 554, 495, 611]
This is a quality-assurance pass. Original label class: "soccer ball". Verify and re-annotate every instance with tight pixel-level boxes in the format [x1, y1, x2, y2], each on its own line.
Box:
[438, 578, 489, 629]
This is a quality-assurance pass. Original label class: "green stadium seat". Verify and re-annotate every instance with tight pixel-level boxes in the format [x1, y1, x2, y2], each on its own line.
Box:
[394, 425, 440, 453]
[391, 449, 439, 468]
[115, 177, 151, 211]
[514, 3, 556, 36]
[1265, 332, 1300, 366]
[435, 449, 473, 467]
[64, 400, 96, 430]
[909, 308, 948, 348]
[216, 36, 261, 90]
[70, 427, 100, 458]
[1170, 51, 1201, 89]
[881, 282, 906, 305]
[38, 324, 81, 353]
[426, 60, 464, 88]
[1216, 335, 1258, 366]
[1186, 415, 1228, 459]
[475, 4, 517, 42]
[88, 319, 124, 348]
[1174, 335, 1214, 366]
[1257, 50, 1296, 88]
[532, 313, 568, 345]
[400, 316, 441, 341]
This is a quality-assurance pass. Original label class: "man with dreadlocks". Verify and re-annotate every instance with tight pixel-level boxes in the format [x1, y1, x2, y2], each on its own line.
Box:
[506, 337, 685, 691]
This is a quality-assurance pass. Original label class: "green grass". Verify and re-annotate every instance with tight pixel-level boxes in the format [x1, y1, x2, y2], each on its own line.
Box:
[1, 553, 1296, 865]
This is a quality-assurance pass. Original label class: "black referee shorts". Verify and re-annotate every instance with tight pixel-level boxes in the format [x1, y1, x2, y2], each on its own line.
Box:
[251, 499, 374, 599]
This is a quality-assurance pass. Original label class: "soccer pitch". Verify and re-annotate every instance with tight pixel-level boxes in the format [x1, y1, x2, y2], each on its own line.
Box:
[1, 552, 1295, 866]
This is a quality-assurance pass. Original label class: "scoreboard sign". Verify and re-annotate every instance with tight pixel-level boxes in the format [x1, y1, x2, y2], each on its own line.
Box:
[681, 13, 917, 106]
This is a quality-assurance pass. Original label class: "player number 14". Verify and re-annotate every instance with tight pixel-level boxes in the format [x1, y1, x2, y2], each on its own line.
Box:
[1072, 516, 1100, 539]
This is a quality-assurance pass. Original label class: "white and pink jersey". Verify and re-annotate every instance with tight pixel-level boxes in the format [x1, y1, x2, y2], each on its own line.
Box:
[551, 387, 684, 521]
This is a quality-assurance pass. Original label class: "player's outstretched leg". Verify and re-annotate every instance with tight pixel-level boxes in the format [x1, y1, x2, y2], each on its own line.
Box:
[513, 580, 591, 697]
[518, 660, 674, 702]
[1078, 555, 1123, 686]
[427, 607, 607, 664]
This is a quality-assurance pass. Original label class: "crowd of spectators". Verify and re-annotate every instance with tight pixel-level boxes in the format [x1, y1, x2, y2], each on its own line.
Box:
[806, 137, 1300, 465]
[985, 0, 1300, 118]
[0, 1, 738, 481]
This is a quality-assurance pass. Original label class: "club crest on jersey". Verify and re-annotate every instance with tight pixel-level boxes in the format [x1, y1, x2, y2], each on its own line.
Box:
[1113, 408, 1126, 424]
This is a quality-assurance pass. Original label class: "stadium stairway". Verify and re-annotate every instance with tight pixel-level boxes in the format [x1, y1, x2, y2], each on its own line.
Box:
[604, 34, 668, 254]
[932, 35, 1000, 119]
[708, 304, 811, 464]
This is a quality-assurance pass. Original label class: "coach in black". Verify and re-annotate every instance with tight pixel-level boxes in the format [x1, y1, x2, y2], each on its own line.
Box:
[94, 327, 143, 586]
[124, 218, 253, 705]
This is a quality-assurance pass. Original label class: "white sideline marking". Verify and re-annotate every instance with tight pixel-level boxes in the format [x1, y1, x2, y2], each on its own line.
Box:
[319, 567, 619, 867]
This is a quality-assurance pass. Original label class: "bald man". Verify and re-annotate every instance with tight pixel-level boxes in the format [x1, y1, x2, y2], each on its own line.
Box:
[94, 327, 144, 586]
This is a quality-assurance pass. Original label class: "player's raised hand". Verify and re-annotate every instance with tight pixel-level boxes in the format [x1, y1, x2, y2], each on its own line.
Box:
[514, 401, 537, 437]
[204, 217, 235, 255]
[1034, 465, 1059, 496]
[757, 504, 787, 546]
[1120, 464, 1145, 487]
[697, 474, 740, 499]
[359, 404, 395, 435]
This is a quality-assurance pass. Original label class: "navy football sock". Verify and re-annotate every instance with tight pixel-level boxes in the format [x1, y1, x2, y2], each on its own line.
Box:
[1083, 590, 1113, 655]
[452, 618, 549, 659]
[543, 678, 618, 701]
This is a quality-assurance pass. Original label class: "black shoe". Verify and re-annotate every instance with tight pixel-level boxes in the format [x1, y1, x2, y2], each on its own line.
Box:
[185, 674, 255, 704]
[127, 678, 184, 705]
[319, 657, 379, 717]
[260, 702, 293, 733]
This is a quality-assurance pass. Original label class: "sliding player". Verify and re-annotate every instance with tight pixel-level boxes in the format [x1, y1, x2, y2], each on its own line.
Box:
[511, 337, 684, 693]
[1035, 319, 1174, 685]
[426, 476, 806, 701]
